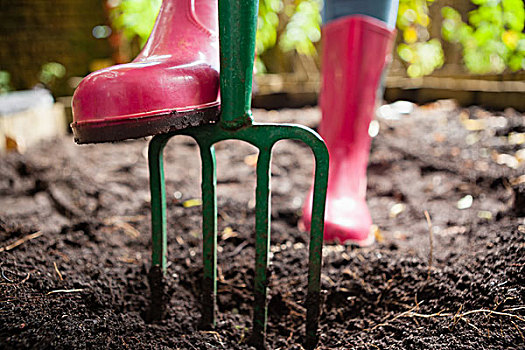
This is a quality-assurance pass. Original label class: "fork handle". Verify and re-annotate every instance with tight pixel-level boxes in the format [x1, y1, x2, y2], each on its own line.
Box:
[218, 0, 259, 129]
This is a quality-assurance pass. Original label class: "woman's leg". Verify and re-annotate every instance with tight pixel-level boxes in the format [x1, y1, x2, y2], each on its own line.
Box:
[301, 0, 399, 245]
[324, 0, 398, 28]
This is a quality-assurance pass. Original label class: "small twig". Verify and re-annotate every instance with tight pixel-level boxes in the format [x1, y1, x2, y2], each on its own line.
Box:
[50, 249, 71, 263]
[458, 309, 525, 322]
[201, 330, 222, 344]
[465, 319, 481, 331]
[451, 304, 463, 327]
[104, 218, 141, 238]
[511, 321, 525, 341]
[503, 306, 525, 312]
[367, 304, 422, 330]
[1, 271, 31, 285]
[200, 331, 220, 335]
[201, 330, 225, 345]
[0, 231, 43, 253]
[182, 338, 198, 350]
[47, 289, 84, 295]
[1, 269, 13, 282]
[20, 273, 31, 284]
[424, 210, 433, 279]
[286, 330, 294, 342]
[404, 309, 525, 323]
[230, 240, 249, 257]
[284, 298, 307, 313]
[53, 262, 63, 281]
[367, 306, 525, 332]
[403, 311, 448, 318]
[107, 215, 145, 223]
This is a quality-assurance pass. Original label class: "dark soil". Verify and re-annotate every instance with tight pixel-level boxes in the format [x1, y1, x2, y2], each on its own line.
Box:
[1, 101, 524, 349]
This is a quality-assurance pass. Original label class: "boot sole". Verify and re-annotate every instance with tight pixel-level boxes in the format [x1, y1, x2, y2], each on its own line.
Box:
[324, 231, 375, 247]
[71, 103, 220, 144]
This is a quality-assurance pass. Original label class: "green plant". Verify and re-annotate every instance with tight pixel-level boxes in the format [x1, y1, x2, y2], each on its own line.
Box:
[256, 0, 283, 56]
[116, 1, 525, 78]
[442, 0, 525, 74]
[0, 71, 13, 94]
[108, 0, 162, 47]
[396, 0, 444, 77]
[39, 62, 66, 87]
[256, 0, 322, 73]
[278, 0, 322, 55]
[106, 0, 322, 73]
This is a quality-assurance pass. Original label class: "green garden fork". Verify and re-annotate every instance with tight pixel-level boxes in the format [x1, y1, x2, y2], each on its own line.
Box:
[147, 1, 329, 349]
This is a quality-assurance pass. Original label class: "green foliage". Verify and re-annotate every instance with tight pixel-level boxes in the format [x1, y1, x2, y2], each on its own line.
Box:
[396, 0, 444, 77]
[108, 0, 162, 47]
[0, 71, 13, 94]
[256, 0, 322, 55]
[278, 0, 322, 55]
[442, 0, 525, 74]
[107, 0, 525, 78]
[39, 62, 66, 87]
[106, 0, 321, 73]
[257, 0, 444, 77]
[256, 0, 322, 72]
[257, 0, 283, 56]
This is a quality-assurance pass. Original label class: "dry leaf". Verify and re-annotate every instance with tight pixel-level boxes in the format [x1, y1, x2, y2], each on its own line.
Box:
[183, 198, 202, 208]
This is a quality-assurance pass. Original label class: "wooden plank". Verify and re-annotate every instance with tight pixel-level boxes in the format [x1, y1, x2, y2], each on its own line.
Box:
[0, 103, 67, 154]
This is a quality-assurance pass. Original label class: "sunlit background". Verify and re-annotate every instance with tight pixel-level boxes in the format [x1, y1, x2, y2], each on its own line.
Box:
[1, 0, 525, 151]
[2, 1, 524, 91]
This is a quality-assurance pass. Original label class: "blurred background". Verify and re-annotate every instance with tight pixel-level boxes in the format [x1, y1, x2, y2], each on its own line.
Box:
[0, 0, 524, 151]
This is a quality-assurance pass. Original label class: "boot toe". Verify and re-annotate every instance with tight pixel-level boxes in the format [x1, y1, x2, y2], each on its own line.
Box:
[301, 195, 373, 246]
[324, 197, 373, 245]
[72, 60, 220, 128]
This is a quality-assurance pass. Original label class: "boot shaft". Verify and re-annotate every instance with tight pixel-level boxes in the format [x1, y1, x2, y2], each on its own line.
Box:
[319, 15, 395, 151]
[137, 0, 219, 67]
[319, 15, 395, 195]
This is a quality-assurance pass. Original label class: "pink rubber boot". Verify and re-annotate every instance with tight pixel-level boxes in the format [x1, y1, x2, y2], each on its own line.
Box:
[301, 16, 396, 245]
[71, 0, 219, 143]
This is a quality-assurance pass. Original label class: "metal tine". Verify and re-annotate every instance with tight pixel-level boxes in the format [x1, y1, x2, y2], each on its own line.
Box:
[147, 134, 170, 322]
[149, 134, 169, 273]
[249, 146, 272, 348]
[148, 134, 220, 327]
[248, 130, 328, 350]
[145, 0, 329, 347]
[305, 140, 329, 350]
[199, 142, 218, 329]
[147, 125, 328, 349]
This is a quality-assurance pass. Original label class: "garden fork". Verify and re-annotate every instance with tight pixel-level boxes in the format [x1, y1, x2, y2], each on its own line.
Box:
[147, 1, 329, 349]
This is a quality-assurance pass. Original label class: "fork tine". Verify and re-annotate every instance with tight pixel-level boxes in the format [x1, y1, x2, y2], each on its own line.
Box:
[199, 143, 218, 329]
[249, 146, 272, 349]
[147, 123, 328, 348]
[147, 134, 170, 321]
[306, 149, 329, 349]
[149, 134, 169, 273]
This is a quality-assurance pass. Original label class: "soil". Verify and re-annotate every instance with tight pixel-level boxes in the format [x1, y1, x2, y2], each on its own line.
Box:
[1, 101, 524, 349]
